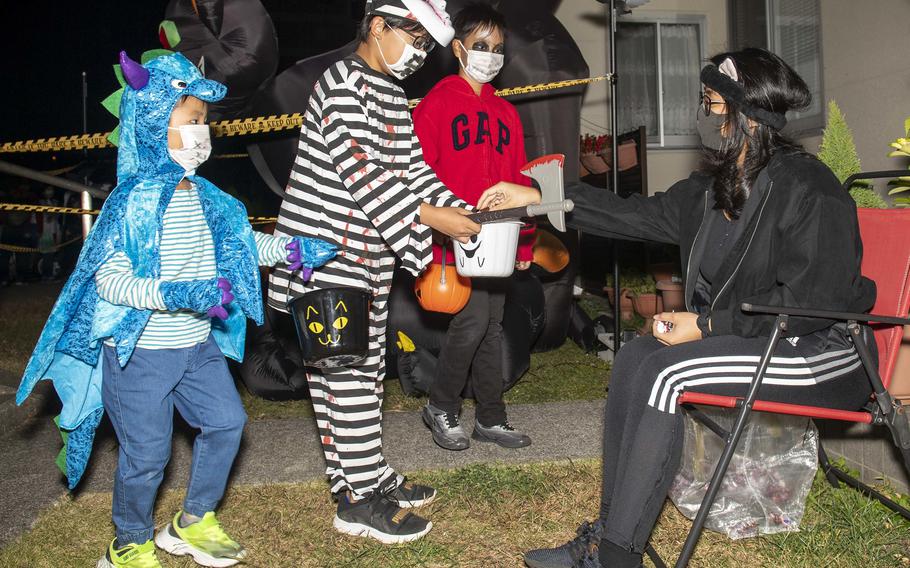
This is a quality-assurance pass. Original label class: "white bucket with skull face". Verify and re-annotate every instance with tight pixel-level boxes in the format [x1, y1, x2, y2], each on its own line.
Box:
[453, 220, 522, 278]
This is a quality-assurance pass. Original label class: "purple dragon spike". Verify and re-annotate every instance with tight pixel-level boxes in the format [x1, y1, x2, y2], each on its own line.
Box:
[119, 50, 149, 90]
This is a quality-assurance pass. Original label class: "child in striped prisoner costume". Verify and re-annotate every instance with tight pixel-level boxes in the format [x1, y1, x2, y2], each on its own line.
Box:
[267, 0, 540, 544]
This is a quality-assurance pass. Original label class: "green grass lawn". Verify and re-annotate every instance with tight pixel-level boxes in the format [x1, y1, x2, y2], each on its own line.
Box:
[0, 282, 59, 382]
[1, 460, 907, 567]
[242, 339, 611, 420]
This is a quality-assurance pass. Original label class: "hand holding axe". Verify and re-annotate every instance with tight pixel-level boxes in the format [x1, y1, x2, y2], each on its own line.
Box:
[468, 154, 574, 232]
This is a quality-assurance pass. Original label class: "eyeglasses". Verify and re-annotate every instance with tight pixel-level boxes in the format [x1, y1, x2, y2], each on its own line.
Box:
[393, 24, 436, 52]
[700, 91, 726, 115]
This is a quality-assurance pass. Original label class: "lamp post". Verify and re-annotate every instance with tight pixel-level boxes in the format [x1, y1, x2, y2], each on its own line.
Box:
[81, 71, 93, 238]
[596, 0, 649, 355]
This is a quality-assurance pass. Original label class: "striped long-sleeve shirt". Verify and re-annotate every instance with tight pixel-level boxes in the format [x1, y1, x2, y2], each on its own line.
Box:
[267, 55, 469, 312]
[95, 185, 290, 350]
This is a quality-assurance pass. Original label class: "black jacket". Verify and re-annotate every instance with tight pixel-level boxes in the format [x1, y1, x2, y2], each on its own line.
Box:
[566, 152, 876, 339]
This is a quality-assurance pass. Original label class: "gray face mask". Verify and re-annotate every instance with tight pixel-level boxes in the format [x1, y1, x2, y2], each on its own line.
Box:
[696, 108, 727, 151]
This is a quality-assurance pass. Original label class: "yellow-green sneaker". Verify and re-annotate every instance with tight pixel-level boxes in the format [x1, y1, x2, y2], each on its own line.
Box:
[154, 511, 247, 567]
[96, 539, 162, 568]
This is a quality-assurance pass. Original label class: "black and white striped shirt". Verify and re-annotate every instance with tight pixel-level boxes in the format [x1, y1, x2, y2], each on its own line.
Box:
[268, 55, 467, 311]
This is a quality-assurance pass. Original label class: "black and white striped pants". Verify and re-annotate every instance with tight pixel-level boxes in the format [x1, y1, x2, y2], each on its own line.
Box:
[304, 277, 399, 498]
[598, 332, 872, 554]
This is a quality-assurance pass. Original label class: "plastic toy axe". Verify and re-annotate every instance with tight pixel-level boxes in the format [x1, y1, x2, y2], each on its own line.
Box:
[467, 154, 574, 232]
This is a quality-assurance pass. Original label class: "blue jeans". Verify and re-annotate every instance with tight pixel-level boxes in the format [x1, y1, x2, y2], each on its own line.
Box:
[102, 335, 247, 545]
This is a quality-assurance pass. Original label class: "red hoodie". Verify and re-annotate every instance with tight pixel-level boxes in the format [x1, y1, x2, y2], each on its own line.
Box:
[413, 75, 535, 264]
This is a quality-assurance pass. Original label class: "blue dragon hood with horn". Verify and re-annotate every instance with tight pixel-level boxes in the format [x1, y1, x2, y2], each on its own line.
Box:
[16, 50, 264, 488]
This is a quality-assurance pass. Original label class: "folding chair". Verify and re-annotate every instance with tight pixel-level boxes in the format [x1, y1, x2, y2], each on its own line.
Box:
[662, 204, 910, 567]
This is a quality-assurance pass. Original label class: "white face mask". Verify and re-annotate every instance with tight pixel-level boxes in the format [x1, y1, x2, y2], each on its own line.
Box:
[457, 40, 504, 84]
[167, 124, 212, 176]
[376, 24, 428, 80]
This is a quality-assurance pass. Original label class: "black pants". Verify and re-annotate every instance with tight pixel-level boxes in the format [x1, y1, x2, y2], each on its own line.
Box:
[430, 279, 507, 426]
[599, 333, 872, 553]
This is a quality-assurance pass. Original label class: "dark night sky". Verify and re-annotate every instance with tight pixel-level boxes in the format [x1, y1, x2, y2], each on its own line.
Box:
[1, 1, 362, 144]
[2, 1, 165, 143]
[0, 1, 362, 189]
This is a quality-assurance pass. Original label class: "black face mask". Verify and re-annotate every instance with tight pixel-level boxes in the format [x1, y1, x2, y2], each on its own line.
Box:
[696, 108, 727, 151]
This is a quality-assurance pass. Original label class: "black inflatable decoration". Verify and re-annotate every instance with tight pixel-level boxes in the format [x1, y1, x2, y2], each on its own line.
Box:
[245, 0, 588, 195]
[531, 226, 597, 353]
[160, 0, 279, 120]
[237, 305, 309, 400]
[246, 39, 360, 195]
[288, 287, 372, 368]
[387, 268, 547, 397]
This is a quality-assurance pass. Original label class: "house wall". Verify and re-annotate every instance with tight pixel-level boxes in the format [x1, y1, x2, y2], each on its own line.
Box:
[799, 0, 910, 176]
[556, 0, 910, 194]
[555, 0, 728, 193]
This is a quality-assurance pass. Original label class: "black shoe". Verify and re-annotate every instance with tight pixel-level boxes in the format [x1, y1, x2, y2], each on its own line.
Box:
[524, 519, 605, 568]
[422, 404, 470, 451]
[472, 420, 532, 448]
[386, 476, 437, 508]
[334, 491, 432, 544]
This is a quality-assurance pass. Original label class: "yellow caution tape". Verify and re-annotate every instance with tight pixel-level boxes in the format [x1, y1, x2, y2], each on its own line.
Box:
[0, 133, 113, 154]
[210, 114, 304, 138]
[1, 76, 609, 154]
[213, 153, 251, 159]
[493, 76, 609, 98]
[0, 202, 278, 224]
[0, 203, 101, 215]
[0, 235, 84, 254]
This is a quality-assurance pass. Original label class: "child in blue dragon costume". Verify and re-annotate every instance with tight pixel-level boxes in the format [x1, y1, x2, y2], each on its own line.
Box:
[16, 50, 336, 568]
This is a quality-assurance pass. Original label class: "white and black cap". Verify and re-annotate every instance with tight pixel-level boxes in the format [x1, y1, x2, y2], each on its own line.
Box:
[365, 0, 455, 46]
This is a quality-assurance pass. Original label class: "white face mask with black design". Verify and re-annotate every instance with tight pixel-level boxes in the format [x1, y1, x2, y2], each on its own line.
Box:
[167, 124, 212, 176]
[457, 40, 504, 84]
[376, 24, 428, 80]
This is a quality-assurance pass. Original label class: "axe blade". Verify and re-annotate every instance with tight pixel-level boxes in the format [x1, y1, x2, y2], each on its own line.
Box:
[520, 154, 567, 231]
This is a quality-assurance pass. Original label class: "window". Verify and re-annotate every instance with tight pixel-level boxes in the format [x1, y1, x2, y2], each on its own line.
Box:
[730, 0, 823, 134]
[615, 15, 706, 148]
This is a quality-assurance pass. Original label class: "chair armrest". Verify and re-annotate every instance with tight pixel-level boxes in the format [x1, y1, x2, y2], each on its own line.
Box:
[741, 303, 910, 326]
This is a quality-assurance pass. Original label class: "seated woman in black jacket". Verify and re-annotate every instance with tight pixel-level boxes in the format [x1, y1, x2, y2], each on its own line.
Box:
[523, 48, 876, 568]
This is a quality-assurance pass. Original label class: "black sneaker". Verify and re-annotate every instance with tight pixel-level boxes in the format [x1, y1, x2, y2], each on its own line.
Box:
[472, 420, 532, 448]
[334, 491, 432, 544]
[524, 519, 605, 568]
[386, 476, 437, 508]
[422, 404, 470, 451]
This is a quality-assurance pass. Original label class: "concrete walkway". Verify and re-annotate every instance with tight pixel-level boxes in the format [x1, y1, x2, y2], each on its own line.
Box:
[0, 395, 605, 547]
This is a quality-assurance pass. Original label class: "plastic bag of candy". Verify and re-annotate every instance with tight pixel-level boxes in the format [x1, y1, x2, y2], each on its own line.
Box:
[668, 408, 818, 539]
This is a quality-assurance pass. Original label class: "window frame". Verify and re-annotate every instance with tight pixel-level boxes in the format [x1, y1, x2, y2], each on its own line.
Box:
[730, 0, 825, 136]
[615, 12, 709, 150]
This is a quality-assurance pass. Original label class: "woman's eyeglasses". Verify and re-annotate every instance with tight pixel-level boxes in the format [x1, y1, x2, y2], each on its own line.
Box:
[700, 91, 726, 115]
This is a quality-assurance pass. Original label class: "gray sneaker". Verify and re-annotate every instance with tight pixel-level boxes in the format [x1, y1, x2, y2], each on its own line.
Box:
[422, 404, 470, 451]
[472, 420, 532, 448]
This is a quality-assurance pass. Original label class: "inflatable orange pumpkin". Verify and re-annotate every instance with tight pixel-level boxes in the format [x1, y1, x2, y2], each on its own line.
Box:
[415, 263, 471, 314]
[533, 229, 571, 273]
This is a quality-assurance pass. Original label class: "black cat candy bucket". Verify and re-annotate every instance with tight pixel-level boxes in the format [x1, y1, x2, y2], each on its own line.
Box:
[288, 287, 372, 368]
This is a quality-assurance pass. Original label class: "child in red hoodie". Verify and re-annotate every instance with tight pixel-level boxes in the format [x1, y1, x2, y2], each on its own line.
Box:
[414, 2, 533, 451]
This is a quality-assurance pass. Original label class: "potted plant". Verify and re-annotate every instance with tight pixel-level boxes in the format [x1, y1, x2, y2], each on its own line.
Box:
[886, 116, 910, 206]
[604, 273, 635, 321]
[818, 100, 889, 209]
[627, 273, 662, 319]
[580, 133, 611, 175]
[657, 277, 685, 312]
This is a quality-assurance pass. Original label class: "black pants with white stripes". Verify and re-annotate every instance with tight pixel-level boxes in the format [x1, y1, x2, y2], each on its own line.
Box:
[598, 333, 872, 555]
